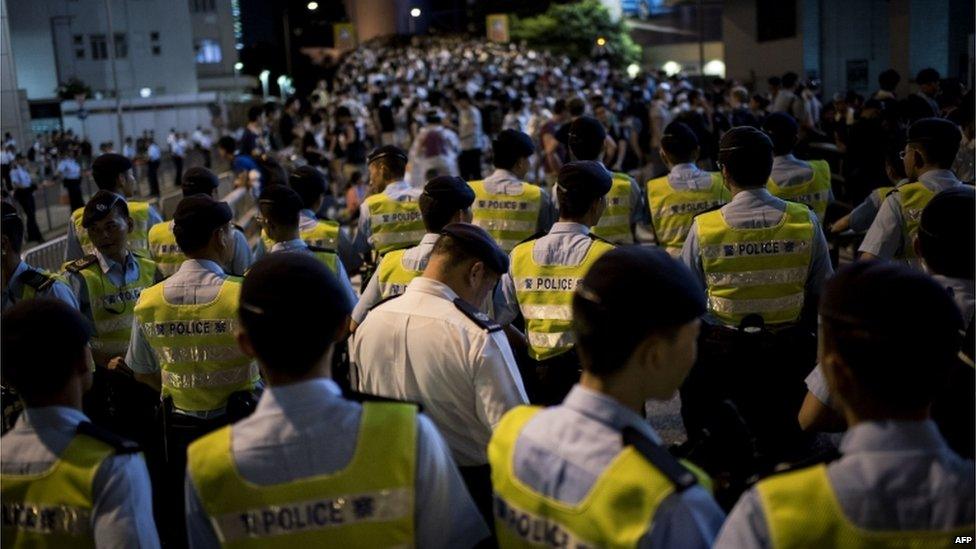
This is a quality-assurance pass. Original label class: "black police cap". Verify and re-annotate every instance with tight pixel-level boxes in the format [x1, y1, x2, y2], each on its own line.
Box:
[762, 112, 799, 139]
[493, 129, 536, 158]
[421, 175, 476, 211]
[91, 153, 132, 180]
[367, 145, 407, 165]
[921, 185, 976, 241]
[440, 222, 509, 274]
[915, 68, 940, 85]
[907, 117, 961, 148]
[82, 190, 130, 228]
[568, 116, 607, 147]
[173, 194, 232, 237]
[661, 121, 699, 155]
[181, 166, 220, 195]
[258, 184, 304, 223]
[289, 165, 327, 196]
[719, 126, 773, 157]
[556, 160, 612, 200]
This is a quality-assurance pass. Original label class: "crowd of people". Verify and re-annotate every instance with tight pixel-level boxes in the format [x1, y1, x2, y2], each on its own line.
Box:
[1, 33, 974, 549]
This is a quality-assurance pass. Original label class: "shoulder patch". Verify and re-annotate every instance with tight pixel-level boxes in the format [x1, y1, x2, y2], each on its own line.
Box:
[694, 203, 725, 218]
[369, 292, 403, 312]
[623, 426, 697, 492]
[516, 231, 546, 247]
[587, 232, 614, 245]
[453, 297, 501, 332]
[64, 254, 98, 273]
[233, 223, 245, 233]
[76, 421, 141, 454]
[757, 446, 841, 481]
[343, 390, 424, 412]
[17, 269, 54, 292]
[307, 244, 337, 254]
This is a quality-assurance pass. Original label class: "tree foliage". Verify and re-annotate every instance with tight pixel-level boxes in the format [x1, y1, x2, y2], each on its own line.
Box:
[56, 77, 92, 101]
[510, 0, 641, 67]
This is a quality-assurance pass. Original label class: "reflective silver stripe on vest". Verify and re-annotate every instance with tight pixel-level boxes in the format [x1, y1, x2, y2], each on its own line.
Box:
[708, 293, 804, 315]
[655, 226, 693, 244]
[155, 345, 248, 364]
[211, 487, 411, 543]
[595, 214, 629, 227]
[369, 211, 422, 227]
[527, 330, 575, 349]
[473, 218, 536, 232]
[520, 304, 573, 321]
[494, 495, 595, 549]
[0, 502, 92, 536]
[701, 239, 809, 259]
[161, 363, 258, 389]
[370, 231, 427, 249]
[95, 315, 136, 335]
[705, 267, 807, 288]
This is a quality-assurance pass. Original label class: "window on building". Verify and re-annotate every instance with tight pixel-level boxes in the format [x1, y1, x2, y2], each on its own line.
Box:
[90, 34, 108, 60]
[114, 33, 128, 59]
[150, 31, 160, 41]
[72, 34, 83, 45]
[75, 48, 85, 59]
[194, 39, 222, 64]
[150, 32, 161, 56]
[190, 0, 216, 12]
[756, 0, 796, 42]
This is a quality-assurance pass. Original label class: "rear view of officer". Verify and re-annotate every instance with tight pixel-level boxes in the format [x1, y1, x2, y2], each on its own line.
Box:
[716, 262, 975, 548]
[185, 253, 489, 548]
[253, 165, 344, 260]
[489, 247, 725, 548]
[762, 112, 833, 221]
[1, 202, 77, 311]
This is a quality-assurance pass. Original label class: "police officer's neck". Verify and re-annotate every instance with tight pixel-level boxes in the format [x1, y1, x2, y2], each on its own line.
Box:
[263, 348, 334, 387]
[913, 164, 947, 179]
[98, 247, 128, 266]
[842, 403, 929, 427]
[579, 371, 646, 415]
[22, 378, 85, 412]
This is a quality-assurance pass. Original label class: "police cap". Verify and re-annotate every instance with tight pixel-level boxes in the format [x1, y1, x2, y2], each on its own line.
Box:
[762, 111, 799, 139]
[421, 175, 476, 212]
[289, 165, 327, 199]
[907, 117, 962, 148]
[81, 190, 130, 228]
[493, 129, 536, 159]
[367, 145, 407, 165]
[915, 68, 940, 85]
[919, 185, 975, 279]
[91, 153, 132, 184]
[440, 222, 509, 274]
[181, 166, 220, 196]
[567, 117, 606, 160]
[556, 160, 612, 200]
[661, 121, 699, 157]
[173, 194, 232, 237]
[258, 184, 303, 225]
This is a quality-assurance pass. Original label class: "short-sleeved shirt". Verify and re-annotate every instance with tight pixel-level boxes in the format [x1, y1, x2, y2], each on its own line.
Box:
[352, 232, 439, 324]
[484, 168, 556, 234]
[57, 159, 81, 179]
[1, 260, 79, 311]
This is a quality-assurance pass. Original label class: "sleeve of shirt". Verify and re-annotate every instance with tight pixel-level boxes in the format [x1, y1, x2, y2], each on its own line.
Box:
[251, 236, 267, 262]
[65, 221, 84, 261]
[848, 195, 881, 233]
[67, 272, 95, 327]
[470, 331, 529, 431]
[229, 229, 252, 276]
[639, 486, 726, 549]
[333, 256, 359, 309]
[337, 227, 355, 276]
[493, 271, 520, 325]
[92, 453, 162, 549]
[858, 193, 904, 259]
[352, 270, 382, 324]
[537, 187, 556, 234]
[146, 205, 163, 227]
[413, 414, 491, 549]
[126, 317, 159, 374]
[628, 176, 648, 224]
[679, 222, 708, 292]
[712, 487, 772, 549]
[805, 212, 833, 299]
[346, 202, 372, 272]
[45, 279, 80, 310]
[184, 475, 221, 549]
[804, 364, 839, 411]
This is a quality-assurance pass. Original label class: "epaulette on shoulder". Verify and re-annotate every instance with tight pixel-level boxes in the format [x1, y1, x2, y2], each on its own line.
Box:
[757, 446, 842, 482]
[693, 203, 724, 218]
[453, 297, 501, 332]
[64, 254, 98, 273]
[76, 421, 141, 454]
[233, 223, 245, 233]
[17, 269, 56, 292]
[516, 231, 546, 247]
[623, 426, 697, 492]
[343, 390, 424, 412]
[308, 244, 337, 254]
[587, 232, 615, 245]
[369, 292, 403, 312]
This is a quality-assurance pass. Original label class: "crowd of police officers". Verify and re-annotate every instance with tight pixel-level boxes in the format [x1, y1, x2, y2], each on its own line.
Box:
[0, 109, 973, 548]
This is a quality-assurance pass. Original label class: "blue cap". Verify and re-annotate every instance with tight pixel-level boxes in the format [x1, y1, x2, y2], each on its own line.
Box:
[440, 222, 509, 274]
[556, 160, 612, 200]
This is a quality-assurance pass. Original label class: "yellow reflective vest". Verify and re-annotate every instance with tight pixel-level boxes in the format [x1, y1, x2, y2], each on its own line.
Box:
[489, 406, 710, 548]
[767, 159, 832, 220]
[376, 248, 425, 299]
[892, 182, 938, 262]
[187, 402, 417, 548]
[363, 193, 424, 255]
[133, 277, 259, 413]
[696, 202, 814, 327]
[1, 431, 119, 548]
[260, 219, 340, 253]
[647, 171, 728, 256]
[756, 464, 973, 548]
[511, 236, 614, 360]
[148, 221, 185, 277]
[72, 200, 154, 257]
[591, 172, 636, 245]
[469, 180, 542, 252]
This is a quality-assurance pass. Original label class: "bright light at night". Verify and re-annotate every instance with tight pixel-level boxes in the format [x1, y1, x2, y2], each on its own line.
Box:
[703, 59, 726, 77]
[596, 37, 607, 47]
[307, 1, 318, 10]
[626, 63, 640, 78]
[234, 62, 243, 71]
[410, 8, 421, 17]
[139, 87, 152, 98]
[662, 61, 682, 75]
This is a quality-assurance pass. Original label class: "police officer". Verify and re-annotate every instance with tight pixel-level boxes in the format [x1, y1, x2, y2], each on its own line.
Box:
[351, 175, 475, 330]
[252, 165, 345, 260]
[678, 126, 832, 462]
[467, 129, 555, 252]
[256, 184, 357, 304]
[716, 262, 975, 548]
[1, 298, 160, 547]
[762, 112, 833, 221]
[183, 253, 488, 548]
[62, 190, 163, 367]
[352, 223, 528, 524]
[128, 194, 260, 546]
[65, 153, 163, 261]
[346, 145, 424, 273]
[489, 247, 725, 548]
[646, 121, 729, 256]
[147, 166, 252, 276]
[497, 161, 615, 405]
[565, 116, 644, 245]
[1, 202, 77, 311]
[859, 117, 963, 265]
[828, 144, 908, 235]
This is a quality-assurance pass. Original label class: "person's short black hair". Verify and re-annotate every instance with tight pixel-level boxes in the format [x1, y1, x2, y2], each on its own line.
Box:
[289, 166, 327, 209]
[781, 72, 799, 88]
[181, 166, 220, 197]
[173, 195, 232, 254]
[915, 68, 940, 85]
[762, 112, 799, 156]
[884, 143, 907, 180]
[878, 69, 901, 92]
[2, 299, 91, 400]
[767, 76, 781, 87]
[660, 121, 699, 162]
[492, 130, 535, 170]
[369, 150, 407, 179]
[908, 118, 962, 168]
[81, 190, 130, 229]
[918, 186, 975, 279]
[2, 202, 24, 254]
[567, 116, 606, 161]
[718, 127, 773, 189]
[567, 97, 586, 117]
[247, 105, 264, 122]
[552, 98, 567, 115]
[217, 136, 236, 154]
[91, 153, 132, 190]
[556, 184, 598, 219]
[239, 254, 352, 377]
[820, 261, 962, 413]
[259, 184, 303, 227]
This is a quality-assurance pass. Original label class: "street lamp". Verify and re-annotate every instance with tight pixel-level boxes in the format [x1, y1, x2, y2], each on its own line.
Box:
[410, 7, 421, 17]
[307, 1, 318, 10]
[259, 70, 270, 97]
[409, 7, 421, 35]
[234, 62, 244, 71]
[596, 37, 606, 47]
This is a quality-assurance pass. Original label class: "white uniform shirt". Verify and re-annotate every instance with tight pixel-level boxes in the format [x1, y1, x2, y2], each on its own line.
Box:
[350, 276, 528, 466]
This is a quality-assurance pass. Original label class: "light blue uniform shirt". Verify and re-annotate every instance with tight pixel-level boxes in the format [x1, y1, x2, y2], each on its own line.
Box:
[715, 420, 975, 548]
[64, 199, 163, 261]
[646, 163, 723, 231]
[66, 250, 161, 331]
[509, 385, 726, 548]
[485, 168, 557, 233]
[859, 169, 962, 259]
[769, 154, 835, 202]
[345, 181, 423, 272]
[252, 209, 349, 263]
[679, 188, 833, 326]
[2, 260, 79, 311]
[847, 179, 909, 233]
[184, 378, 490, 549]
[1, 406, 160, 548]
[352, 232, 439, 324]
[146, 221, 251, 276]
[268, 238, 357, 306]
[550, 167, 645, 227]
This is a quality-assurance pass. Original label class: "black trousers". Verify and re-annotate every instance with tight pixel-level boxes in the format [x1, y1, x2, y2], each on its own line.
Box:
[63, 178, 84, 211]
[13, 188, 42, 241]
[172, 155, 184, 187]
[459, 149, 483, 180]
[459, 464, 494, 532]
[147, 160, 161, 196]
